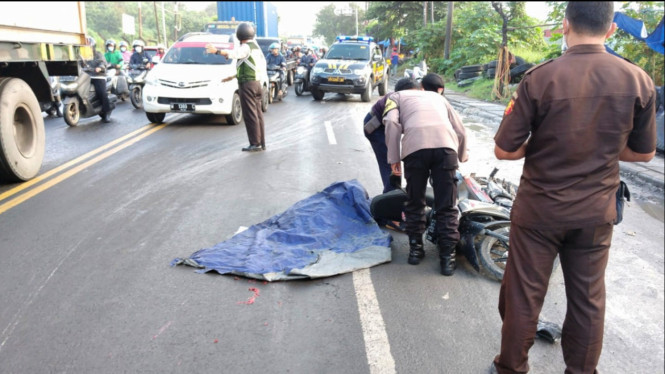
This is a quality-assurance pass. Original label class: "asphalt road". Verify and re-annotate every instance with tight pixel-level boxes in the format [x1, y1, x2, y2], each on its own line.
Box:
[0, 87, 662, 374]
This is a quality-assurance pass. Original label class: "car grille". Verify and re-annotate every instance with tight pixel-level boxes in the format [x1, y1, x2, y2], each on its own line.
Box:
[158, 79, 210, 89]
[323, 68, 352, 74]
[157, 97, 213, 105]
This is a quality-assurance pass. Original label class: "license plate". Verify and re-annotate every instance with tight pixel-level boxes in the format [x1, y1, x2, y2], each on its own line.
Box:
[171, 103, 195, 112]
[328, 76, 344, 83]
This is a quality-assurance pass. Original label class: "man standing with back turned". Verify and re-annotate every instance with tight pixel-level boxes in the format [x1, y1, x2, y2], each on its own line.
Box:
[207, 23, 267, 152]
[491, 2, 656, 373]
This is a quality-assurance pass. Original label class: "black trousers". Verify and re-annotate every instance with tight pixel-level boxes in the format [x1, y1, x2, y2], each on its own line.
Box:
[91, 78, 111, 114]
[403, 148, 459, 246]
[239, 80, 265, 147]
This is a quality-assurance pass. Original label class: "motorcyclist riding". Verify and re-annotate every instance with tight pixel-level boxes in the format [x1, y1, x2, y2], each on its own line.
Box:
[129, 40, 150, 70]
[104, 39, 124, 71]
[82, 36, 112, 122]
[265, 42, 287, 96]
[119, 40, 132, 65]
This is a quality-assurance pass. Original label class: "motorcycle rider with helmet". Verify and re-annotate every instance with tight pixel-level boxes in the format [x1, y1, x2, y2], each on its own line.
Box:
[129, 40, 150, 70]
[156, 44, 166, 61]
[205, 23, 267, 152]
[104, 39, 124, 70]
[81, 36, 112, 122]
[119, 40, 132, 65]
[265, 42, 287, 97]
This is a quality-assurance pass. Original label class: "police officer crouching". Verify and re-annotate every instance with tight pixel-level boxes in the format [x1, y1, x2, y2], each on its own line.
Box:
[206, 23, 267, 152]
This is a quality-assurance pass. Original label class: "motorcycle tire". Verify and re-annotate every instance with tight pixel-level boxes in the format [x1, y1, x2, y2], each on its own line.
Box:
[130, 86, 143, 109]
[64, 102, 80, 127]
[478, 225, 560, 281]
[269, 85, 275, 104]
[295, 82, 304, 96]
[478, 224, 510, 281]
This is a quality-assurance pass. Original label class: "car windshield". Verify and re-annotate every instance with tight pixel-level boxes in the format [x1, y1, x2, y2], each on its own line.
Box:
[162, 42, 233, 65]
[144, 49, 157, 60]
[257, 39, 279, 57]
[326, 44, 370, 60]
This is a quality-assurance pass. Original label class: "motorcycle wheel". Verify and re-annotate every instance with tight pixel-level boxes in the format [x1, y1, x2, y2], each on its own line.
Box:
[64, 102, 80, 127]
[295, 82, 304, 96]
[269, 84, 275, 104]
[478, 224, 510, 281]
[130, 86, 143, 109]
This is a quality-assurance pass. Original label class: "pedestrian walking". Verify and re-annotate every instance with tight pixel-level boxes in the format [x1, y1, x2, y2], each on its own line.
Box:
[383, 83, 468, 274]
[490, 2, 657, 373]
[390, 48, 399, 76]
[206, 23, 267, 152]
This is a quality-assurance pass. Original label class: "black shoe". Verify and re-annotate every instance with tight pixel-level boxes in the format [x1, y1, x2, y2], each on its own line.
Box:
[101, 114, 111, 123]
[440, 255, 456, 276]
[407, 235, 425, 265]
[242, 144, 263, 152]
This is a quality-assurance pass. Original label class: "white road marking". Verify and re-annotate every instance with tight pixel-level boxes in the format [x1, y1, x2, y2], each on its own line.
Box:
[353, 268, 396, 374]
[324, 121, 337, 145]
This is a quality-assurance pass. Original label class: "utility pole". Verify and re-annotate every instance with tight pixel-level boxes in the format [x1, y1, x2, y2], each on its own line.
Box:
[444, 1, 453, 59]
[138, 2, 143, 40]
[153, 2, 161, 45]
[174, 2, 180, 42]
[161, 2, 167, 46]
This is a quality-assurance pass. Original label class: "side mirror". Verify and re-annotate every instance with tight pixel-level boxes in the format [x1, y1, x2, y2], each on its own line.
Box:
[151, 56, 160, 65]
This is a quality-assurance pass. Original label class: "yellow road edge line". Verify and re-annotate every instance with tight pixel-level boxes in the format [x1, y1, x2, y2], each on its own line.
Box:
[0, 124, 168, 216]
[0, 124, 156, 203]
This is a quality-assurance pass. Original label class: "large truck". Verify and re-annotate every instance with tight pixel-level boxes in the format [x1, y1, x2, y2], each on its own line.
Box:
[216, 1, 279, 38]
[0, 1, 90, 182]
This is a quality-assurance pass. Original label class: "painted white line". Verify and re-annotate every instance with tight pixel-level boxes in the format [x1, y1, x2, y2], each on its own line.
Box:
[353, 268, 396, 374]
[324, 121, 337, 145]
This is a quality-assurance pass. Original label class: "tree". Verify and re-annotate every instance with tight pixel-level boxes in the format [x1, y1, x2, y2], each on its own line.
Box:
[491, 1, 527, 99]
[313, 3, 366, 46]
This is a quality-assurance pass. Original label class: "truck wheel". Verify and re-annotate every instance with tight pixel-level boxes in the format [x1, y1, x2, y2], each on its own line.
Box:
[287, 70, 294, 86]
[225, 92, 243, 125]
[311, 88, 324, 101]
[378, 75, 388, 96]
[0, 77, 45, 182]
[63, 102, 80, 127]
[361, 81, 372, 102]
[146, 112, 165, 124]
[130, 86, 143, 109]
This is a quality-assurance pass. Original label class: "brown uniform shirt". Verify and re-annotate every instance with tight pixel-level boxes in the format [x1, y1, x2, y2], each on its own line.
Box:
[494, 44, 656, 230]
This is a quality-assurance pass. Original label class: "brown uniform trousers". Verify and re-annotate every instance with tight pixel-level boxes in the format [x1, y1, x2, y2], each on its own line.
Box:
[494, 222, 613, 374]
[239, 80, 265, 147]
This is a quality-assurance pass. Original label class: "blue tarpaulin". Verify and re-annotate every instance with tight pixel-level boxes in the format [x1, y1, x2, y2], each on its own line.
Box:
[171, 180, 393, 281]
[613, 12, 665, 55]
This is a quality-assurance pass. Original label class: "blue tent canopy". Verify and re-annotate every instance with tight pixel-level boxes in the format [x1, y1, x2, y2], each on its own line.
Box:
[172, 180, 393, 281]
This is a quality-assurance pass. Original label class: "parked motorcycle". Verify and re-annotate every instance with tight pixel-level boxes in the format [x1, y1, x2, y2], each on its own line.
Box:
[59, 67, 118, 126]
[267, 64, 288, 103]
[294, 62, 312, 96]
[127, 58, 151, 109]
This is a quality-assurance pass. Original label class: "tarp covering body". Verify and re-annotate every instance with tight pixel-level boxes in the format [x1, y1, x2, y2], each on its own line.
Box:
[613, 12, 664, 55]
[171, 180, 392, 281]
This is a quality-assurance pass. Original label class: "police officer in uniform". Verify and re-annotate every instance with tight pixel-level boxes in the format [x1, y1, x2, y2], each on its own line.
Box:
[491, 2, 657, 373]
[206, 23, 267, 152]
[383, 85, 468, 275]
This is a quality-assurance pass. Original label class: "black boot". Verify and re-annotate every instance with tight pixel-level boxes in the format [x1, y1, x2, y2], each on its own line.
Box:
[408, 235, 425, 265]
[439, 243, 456, 276]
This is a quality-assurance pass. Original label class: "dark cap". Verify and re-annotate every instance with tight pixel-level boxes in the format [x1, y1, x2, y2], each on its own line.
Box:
[421, 73, 445, 93]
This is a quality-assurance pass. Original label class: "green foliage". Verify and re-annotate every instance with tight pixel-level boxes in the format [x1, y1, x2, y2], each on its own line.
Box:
[313, 4, 366, 46]
[85, 2, 217, 47]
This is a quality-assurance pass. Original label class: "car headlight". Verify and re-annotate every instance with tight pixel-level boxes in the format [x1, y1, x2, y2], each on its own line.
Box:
[312, 67, 324, 74]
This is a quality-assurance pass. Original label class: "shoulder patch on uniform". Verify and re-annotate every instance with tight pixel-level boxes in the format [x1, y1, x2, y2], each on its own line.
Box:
[524, 59, 554, 76]
[383, 97, 398, 117]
